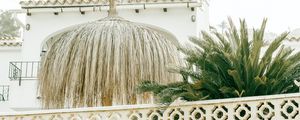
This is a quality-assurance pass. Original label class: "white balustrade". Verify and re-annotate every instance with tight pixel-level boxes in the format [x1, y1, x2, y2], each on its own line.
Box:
[1, 93, 300, 120]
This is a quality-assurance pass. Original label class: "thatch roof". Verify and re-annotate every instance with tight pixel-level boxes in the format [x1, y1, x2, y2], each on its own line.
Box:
[39, 16, 183, 108]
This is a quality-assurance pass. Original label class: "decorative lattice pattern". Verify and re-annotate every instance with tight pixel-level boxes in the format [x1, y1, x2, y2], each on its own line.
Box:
[2, 93, 300, 120]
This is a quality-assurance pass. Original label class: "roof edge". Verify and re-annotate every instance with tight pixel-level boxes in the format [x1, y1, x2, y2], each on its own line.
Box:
[20, 1, 201, 9]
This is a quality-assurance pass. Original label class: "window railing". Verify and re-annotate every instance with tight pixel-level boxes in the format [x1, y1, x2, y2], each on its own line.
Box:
[1, 93, 300, 119]
[0, 85, 9, 101]
[9, 61, 40, 86]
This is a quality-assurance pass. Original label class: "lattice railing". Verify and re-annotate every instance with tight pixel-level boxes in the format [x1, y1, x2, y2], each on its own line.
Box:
[1, 93, 300, 119]
[9, 61, 40, 86]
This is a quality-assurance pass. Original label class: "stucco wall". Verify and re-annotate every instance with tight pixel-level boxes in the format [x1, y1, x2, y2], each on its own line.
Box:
[0, 47, 22, 111]
[0, 101, 14, 112]
[0, 47, 22, 84]
[9, 80, 40, 110]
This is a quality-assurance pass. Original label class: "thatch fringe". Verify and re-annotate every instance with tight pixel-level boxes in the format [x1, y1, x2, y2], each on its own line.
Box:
[39, 17, 183, 109]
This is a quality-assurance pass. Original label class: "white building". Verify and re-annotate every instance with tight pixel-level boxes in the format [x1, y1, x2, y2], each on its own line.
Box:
[0, 0, 209, 111]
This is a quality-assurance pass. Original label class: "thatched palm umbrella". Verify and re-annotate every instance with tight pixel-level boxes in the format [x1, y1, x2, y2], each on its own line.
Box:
[39, 0, 182, 109]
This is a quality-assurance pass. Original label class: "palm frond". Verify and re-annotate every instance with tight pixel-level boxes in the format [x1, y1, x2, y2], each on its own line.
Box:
[138, 18, 300, 103]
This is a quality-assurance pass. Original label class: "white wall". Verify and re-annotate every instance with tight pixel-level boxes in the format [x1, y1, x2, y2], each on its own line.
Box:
[0, 102, 14, 112]
[0, 47, 22, 84]
[9, 80, 41, 110]
[0, 47, 22, 111]
[197, 1, 210, 35]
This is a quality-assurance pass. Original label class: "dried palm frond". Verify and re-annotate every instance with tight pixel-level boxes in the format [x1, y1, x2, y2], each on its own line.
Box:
[39, 16, 183, 109]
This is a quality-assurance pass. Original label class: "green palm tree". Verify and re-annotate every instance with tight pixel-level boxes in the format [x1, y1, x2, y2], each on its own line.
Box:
[138, 18, 300, 103]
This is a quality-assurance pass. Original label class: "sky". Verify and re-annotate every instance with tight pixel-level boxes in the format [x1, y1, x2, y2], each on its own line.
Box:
[0, 0, 19, 10]
[209, 0, 300, 34]
[1, 0, 300, 34]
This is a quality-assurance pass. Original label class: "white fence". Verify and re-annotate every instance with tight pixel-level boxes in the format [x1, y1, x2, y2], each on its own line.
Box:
[1, 93, 300, 120]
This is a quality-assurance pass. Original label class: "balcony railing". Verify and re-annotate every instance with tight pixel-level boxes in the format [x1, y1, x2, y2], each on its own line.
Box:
[9, 61, 40, 86]
[0, 85, 9, 101]
[1, 93, 300, 120]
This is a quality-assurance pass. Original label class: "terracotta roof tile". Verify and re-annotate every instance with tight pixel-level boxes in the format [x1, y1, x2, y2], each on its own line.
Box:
[0, 37, 22, 47]
[20, 0, 195, 7]
[0, 37, 17, 41]
[0, 42, 22, 47]
[286, 37, 300, 42]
